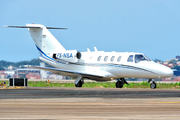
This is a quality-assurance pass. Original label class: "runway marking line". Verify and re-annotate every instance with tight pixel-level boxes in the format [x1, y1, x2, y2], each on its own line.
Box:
[148, 101, 180, 104]
[0, 102, 107, 105]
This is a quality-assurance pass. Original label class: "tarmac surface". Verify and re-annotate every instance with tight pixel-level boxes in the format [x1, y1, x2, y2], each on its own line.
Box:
[0, 87, 180, 119]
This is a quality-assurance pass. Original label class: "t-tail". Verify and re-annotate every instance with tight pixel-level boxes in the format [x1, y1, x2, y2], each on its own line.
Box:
[4, 24, 67, 55]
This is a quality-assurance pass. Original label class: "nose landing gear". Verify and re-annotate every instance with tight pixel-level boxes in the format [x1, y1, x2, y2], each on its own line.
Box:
[150, 81, 156, 89]
[148, 79, 157, 89]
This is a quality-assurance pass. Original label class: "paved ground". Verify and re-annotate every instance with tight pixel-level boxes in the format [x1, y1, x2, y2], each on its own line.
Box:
[0, 87, 180, 119]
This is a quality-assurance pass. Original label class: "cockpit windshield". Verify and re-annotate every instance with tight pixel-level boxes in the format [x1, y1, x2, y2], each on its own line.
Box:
[135, 54, 151, 63]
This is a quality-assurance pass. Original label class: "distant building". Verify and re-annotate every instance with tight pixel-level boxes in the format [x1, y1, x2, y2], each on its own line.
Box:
[176, 55, 180, 60]
[48, 74, 57, 79]
[26, 74, 41, 79]
[48, 74, 63, 80]
[177, 61, 180, 66]
[7, 65, 15, 70]
[40, 62, 47, 79]
[168, 63, 175, 68]
[0, 70, 6, 79]
[15, 68, 41, 79]
[4, 70, 15, 78]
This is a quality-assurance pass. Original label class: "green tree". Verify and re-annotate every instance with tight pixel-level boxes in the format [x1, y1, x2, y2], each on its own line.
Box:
[0, 58, 41, 68]
[153, 59, 163, 62]
[0, 66, 5, 70]
[173, 66, 180, 71]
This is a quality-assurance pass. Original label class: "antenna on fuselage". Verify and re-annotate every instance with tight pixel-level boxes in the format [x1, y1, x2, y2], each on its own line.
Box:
[87, 48, 90, 52]
[94, 47, 98, 52]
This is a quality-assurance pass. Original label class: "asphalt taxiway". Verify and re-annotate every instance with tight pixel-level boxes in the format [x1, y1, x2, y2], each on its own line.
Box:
[0, 87, 180, 119]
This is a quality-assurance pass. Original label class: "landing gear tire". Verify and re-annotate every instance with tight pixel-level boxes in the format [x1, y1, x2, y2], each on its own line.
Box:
[116, 81, 123, 88]
[75, 80, 82, 87]
[150, 81, 156, 89]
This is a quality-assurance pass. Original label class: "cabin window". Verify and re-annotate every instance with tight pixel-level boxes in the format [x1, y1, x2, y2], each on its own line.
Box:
[104, 56, 108, 62]
[97, 56, 102, 61]
[111, 56, 115, 62]
[127, 55, 134, 62]
[117, 56, 121, 62]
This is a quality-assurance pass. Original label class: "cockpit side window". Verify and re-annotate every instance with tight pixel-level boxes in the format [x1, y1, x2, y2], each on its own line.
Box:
[135, 54, 149, 63]
[127, 55, 134, 62]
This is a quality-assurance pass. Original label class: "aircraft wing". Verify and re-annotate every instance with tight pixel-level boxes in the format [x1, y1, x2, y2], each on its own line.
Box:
[30, 66, 104, 80]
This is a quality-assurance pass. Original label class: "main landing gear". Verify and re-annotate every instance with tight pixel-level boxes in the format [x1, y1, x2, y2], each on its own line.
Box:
[75, 79, 84, 87]
[116, 78, 129, 88]
[148, 79, 157, 89]
[74, 75, 84, 87]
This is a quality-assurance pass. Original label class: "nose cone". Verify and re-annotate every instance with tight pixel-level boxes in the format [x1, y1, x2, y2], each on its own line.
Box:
[157, 64, 174, 78]
[162, 66, 174, 77]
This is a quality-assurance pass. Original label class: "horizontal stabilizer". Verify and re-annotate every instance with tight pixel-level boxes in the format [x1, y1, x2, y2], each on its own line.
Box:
[3, 26, 67, 29]
[3, 26, 41, 28]
[46, 27, 67, 29]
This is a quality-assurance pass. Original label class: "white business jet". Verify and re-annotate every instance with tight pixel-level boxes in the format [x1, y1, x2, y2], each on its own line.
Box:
[4, 24, 173, 89]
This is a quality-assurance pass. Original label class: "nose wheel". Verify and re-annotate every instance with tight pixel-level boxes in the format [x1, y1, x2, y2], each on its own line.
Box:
[150, 81, 156, 89]
[148, 79, 157, 89]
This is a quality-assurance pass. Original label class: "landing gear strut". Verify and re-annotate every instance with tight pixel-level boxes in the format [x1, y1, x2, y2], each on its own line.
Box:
[75, 80, 83, 87]
[74, 75, 84, 87]
[148, 79, 157, 89]
[116, 78, 129, 88]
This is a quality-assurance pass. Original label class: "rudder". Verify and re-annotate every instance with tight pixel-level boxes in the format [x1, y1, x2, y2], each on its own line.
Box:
[26, 24, 66, 55]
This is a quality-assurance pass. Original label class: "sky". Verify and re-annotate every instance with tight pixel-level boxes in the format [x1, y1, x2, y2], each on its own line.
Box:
[1, 0, 180, 62]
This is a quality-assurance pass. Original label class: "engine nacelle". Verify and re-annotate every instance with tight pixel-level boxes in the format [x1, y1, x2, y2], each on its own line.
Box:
[52, 50, 81, 63]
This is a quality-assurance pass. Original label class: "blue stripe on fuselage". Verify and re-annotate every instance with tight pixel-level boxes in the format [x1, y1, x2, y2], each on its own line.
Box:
[35, 45, 66, 64]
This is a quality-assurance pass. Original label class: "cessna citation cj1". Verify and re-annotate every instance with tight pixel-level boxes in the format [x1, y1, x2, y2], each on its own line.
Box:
[4, 24, 173, 89]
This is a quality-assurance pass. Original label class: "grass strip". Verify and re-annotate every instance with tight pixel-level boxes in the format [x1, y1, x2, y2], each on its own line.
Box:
[1, 81, 180, 89]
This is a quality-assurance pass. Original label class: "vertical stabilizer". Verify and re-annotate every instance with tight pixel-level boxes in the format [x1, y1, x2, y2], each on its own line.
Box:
[26, 24, 66, 54]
